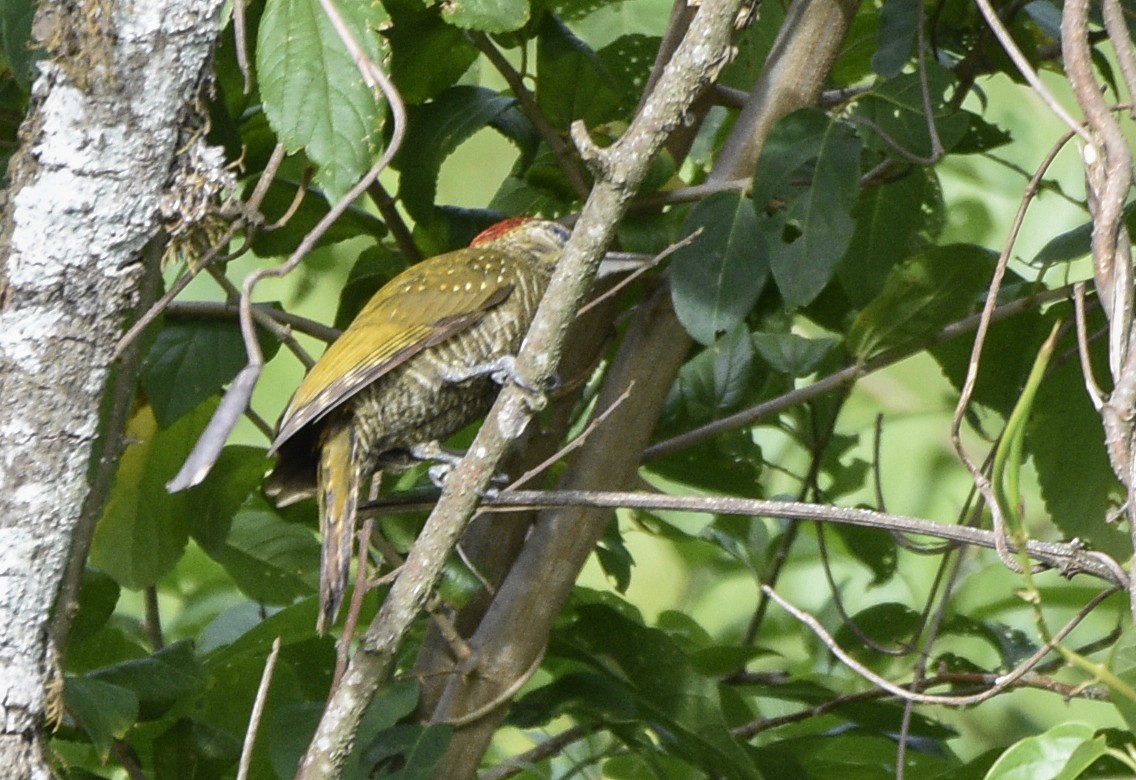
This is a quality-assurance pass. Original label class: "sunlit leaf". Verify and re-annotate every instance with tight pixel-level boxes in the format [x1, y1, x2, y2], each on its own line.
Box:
[91, 401, 216, 589]
[257, 0, 388, 201]
[441, 0, 529, 32]
[984, 722, 1097, 780]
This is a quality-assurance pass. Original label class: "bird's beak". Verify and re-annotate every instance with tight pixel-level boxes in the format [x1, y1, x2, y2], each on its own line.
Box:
[596, 251, 656, 278]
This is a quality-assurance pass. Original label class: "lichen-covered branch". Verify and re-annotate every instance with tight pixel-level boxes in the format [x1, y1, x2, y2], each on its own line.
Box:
[0, 0, 223, 773]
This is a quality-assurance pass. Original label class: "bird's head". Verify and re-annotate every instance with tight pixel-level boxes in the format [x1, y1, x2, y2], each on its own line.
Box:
[471, 217, 570, 257]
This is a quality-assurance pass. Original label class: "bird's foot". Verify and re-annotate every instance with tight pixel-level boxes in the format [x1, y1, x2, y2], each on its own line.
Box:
[408, 441, 461, 487]
[443, 356, 548, 411]
[410, 441, 508, 488]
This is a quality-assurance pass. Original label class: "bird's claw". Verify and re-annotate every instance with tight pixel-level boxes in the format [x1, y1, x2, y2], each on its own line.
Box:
[444, 356, 549, 411]
[410, 441, 508, 488]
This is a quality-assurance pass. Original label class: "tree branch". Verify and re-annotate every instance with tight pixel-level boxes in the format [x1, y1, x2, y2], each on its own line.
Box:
[296, 0, 745, 774]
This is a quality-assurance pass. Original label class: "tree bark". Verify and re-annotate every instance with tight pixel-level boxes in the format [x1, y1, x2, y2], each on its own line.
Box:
[0, 0, 223, 774]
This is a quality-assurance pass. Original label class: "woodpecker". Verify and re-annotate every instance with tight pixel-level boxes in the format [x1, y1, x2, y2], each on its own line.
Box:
[266, 218, 570, 633]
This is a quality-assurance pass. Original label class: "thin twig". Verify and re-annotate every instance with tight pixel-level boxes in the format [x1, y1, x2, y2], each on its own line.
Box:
[480, 489, 1127, 585]
[165, 299, 339, 344]
[974, 0, 1090, 140]
[366, 179, 421, 263]
[435, 645, 547, 728]
[143, 587, 163, 651]
[1074, 282, 1106, 410]
[629, 178, 751, 210]
[232, 0, 252, 94]
[506, 384, 633, 489]
[949, 129, 1076, 571]
[237, 637, 282, 780]
[761, 583, 1119, 706]
[334, 513, 376, 690]
[578, 232, 697, 316]
[467, 31, 590, 201]
[481, 725, 592, 780]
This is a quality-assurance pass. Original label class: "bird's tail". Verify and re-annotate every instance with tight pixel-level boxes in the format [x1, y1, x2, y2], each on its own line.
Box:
[316, 419, 361, 635]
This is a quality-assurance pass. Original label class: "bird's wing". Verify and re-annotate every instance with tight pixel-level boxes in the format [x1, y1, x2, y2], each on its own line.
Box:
[270, 250, 514, 451]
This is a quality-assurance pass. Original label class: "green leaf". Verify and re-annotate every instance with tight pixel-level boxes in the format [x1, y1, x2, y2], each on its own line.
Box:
[152, 718, 243, 780]
[756, 110, 861, 308]
[855, 64, 971, 157]
[214, 504, 320, 605]
[560, 604, 762, 779]
[1025, 306, 1127, 555]
[649, 432, 764, 499]
[953, 112, 1013, 154]
[257, 0, 388, 201]
[671, 192, 766, 345]
[1033, 208, 1136, 266]
[1033, 219, 1092, 266]
[1052, 734, 1112, 780]
[185, 445, 271, 556]
[141, 316, 281, 428]
[246, 176, 387, 258]
[757, 732, 950, 778]
[931, 291, 1044, 417]
[537, 16, 623, 130]
[360, 723, 453, 778]
[596, 519, 634, 593]
[512, 670, 638, 728]
[847, 244, 997, 359]
[838, 170, 933, 305]
[442, 0, 529, 33]
[833, 524, 897, 585]
[597, 34, 662, 117]
[396, 86, 524, 221]
[753, 109, 830, 215]
[205, 599, 329, 669]
[91, 401, 216, 589]
[834, 603, 921, 664]
[603, 753, 703, 779]
[63, 676, 139, 760]
[270, 680, 425, 779]
[701, 514, 770, 574]
[88, 640, 205, 720]
[984, 722, 1096, 780]
[334, 244, 408, 329]
[675, 325, 757, 414]
[64, 626, 149, 675]
[751, 331, 836, 377]
[0, 0, 39, 88]
[385, 0, 480, 104]
[68, 569, 121, 646]
[872, 0, 919, 77]
[268, 703, 324, 780]
[1109, 625, 1136, 733]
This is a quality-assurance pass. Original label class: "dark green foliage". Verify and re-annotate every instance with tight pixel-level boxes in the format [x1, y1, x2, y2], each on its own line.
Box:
[46, 0, 1136, 776]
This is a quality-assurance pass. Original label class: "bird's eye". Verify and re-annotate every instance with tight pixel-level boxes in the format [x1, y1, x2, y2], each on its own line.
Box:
[546, 222, 571, 243]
